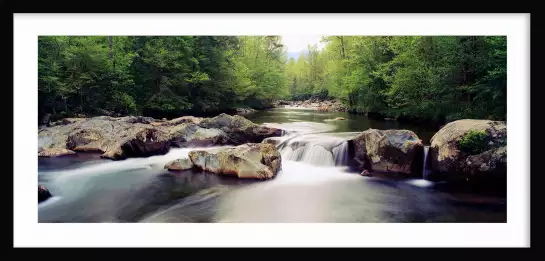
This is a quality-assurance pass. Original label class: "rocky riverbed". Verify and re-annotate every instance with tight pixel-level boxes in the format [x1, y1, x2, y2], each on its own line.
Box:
[273, 99, 347, 112]
[38, 110, 507, 206]
[38, 109, 507, 222]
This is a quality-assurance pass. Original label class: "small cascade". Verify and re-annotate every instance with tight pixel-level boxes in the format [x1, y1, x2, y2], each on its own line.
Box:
[332, 141, 349, 166]
[422, 146, 430, 179]
[277, 133, 351, 167]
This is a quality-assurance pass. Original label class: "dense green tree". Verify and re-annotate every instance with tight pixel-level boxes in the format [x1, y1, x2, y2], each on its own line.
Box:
[285, 36, 507, 122]
[38, 36, 287, 121]
[38, 36, 506, 124]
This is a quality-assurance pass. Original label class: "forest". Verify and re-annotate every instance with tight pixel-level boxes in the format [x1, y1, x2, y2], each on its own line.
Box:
[38, 36, 506, 123]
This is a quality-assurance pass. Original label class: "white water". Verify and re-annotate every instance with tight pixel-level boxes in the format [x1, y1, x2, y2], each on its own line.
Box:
[332, 141, 349, 166]
[277, 133, 351, 167]
[43, 146, 230, 179]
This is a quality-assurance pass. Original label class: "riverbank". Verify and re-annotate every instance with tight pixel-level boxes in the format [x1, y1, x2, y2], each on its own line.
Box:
[39, 106, 262, 127]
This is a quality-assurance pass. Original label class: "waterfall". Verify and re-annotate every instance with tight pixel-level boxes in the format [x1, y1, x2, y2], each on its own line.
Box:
[332, 141, 349, 166]
[422, 146, 430, 179]
[277, 133, 350, 167]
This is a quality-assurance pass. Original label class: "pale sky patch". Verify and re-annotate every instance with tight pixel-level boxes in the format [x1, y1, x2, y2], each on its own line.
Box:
[281, 35, 326, 53]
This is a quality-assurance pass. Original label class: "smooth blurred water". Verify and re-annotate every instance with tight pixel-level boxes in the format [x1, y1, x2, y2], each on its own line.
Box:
[38, 108, 506, 223]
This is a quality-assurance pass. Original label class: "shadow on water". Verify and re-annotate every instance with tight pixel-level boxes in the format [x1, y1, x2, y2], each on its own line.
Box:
[38, 152, 108, 172]
[38, 166, 257, 223]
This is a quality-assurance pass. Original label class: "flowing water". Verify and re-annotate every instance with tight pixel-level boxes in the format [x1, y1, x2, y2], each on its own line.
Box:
[38, 108, 506, 223]
[423, 146, 430, 180]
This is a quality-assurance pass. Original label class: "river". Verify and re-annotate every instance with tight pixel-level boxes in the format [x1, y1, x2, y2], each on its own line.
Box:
[38, 108, 506, 223]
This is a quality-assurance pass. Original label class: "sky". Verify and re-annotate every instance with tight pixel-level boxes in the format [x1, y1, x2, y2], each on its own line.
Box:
[281, 35, 325, 54]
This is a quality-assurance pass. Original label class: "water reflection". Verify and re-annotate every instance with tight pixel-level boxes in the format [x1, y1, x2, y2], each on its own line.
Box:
[246, 108, 438, 144]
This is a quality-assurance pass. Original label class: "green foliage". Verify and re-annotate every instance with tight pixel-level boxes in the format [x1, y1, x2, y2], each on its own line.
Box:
[285, 36, 506, 122]
[38, 35, 506, 123]
[459, 130, 489, 155]
[38, 36, 287, 120]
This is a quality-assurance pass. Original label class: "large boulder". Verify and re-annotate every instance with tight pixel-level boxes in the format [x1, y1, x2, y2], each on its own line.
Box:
[188, 143, 281, 179]
[429, 119, 507, 181]
[38, 148, 76, 157]
[349, 129, 424, 175]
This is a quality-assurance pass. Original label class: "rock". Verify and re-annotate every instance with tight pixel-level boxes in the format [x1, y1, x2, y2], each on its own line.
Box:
[465, 146, 506, 176]
[121, 116, 155, 124]
[188, 143, 281, 179]
[199, 113, 256, 130]
[50, 117, 86, 127]
[165, 158, 195, 171]
[37, 114, 279, 161]
[430, 119, 507, 180]
[150, 122, 164, 127]
[360, 170, 371, 176]
[228, 125, 283, 145]
[335, 117, 345, 121]
[66, 129, 104, 152]
[262, 137, 283, 146]
[235, 108, 257, 114]
[166, 116, 203, 126]
[38, 148, 76, 157]
[102, 128, 171, 160]
[162, 118, 167, 121]
[41, 113, 51, 125]
[349, 129, 423, 175]
[199, 113, 282, 144]
[101, 146, 124, 160]
[169, 123, 228, 147]
[288, 99, 346, 112]
[38, 185, 52, 203]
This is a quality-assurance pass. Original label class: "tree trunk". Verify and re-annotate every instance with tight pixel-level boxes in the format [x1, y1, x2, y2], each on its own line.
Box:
[338, 36, 345, 59]
[63, 97, 68, 113]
